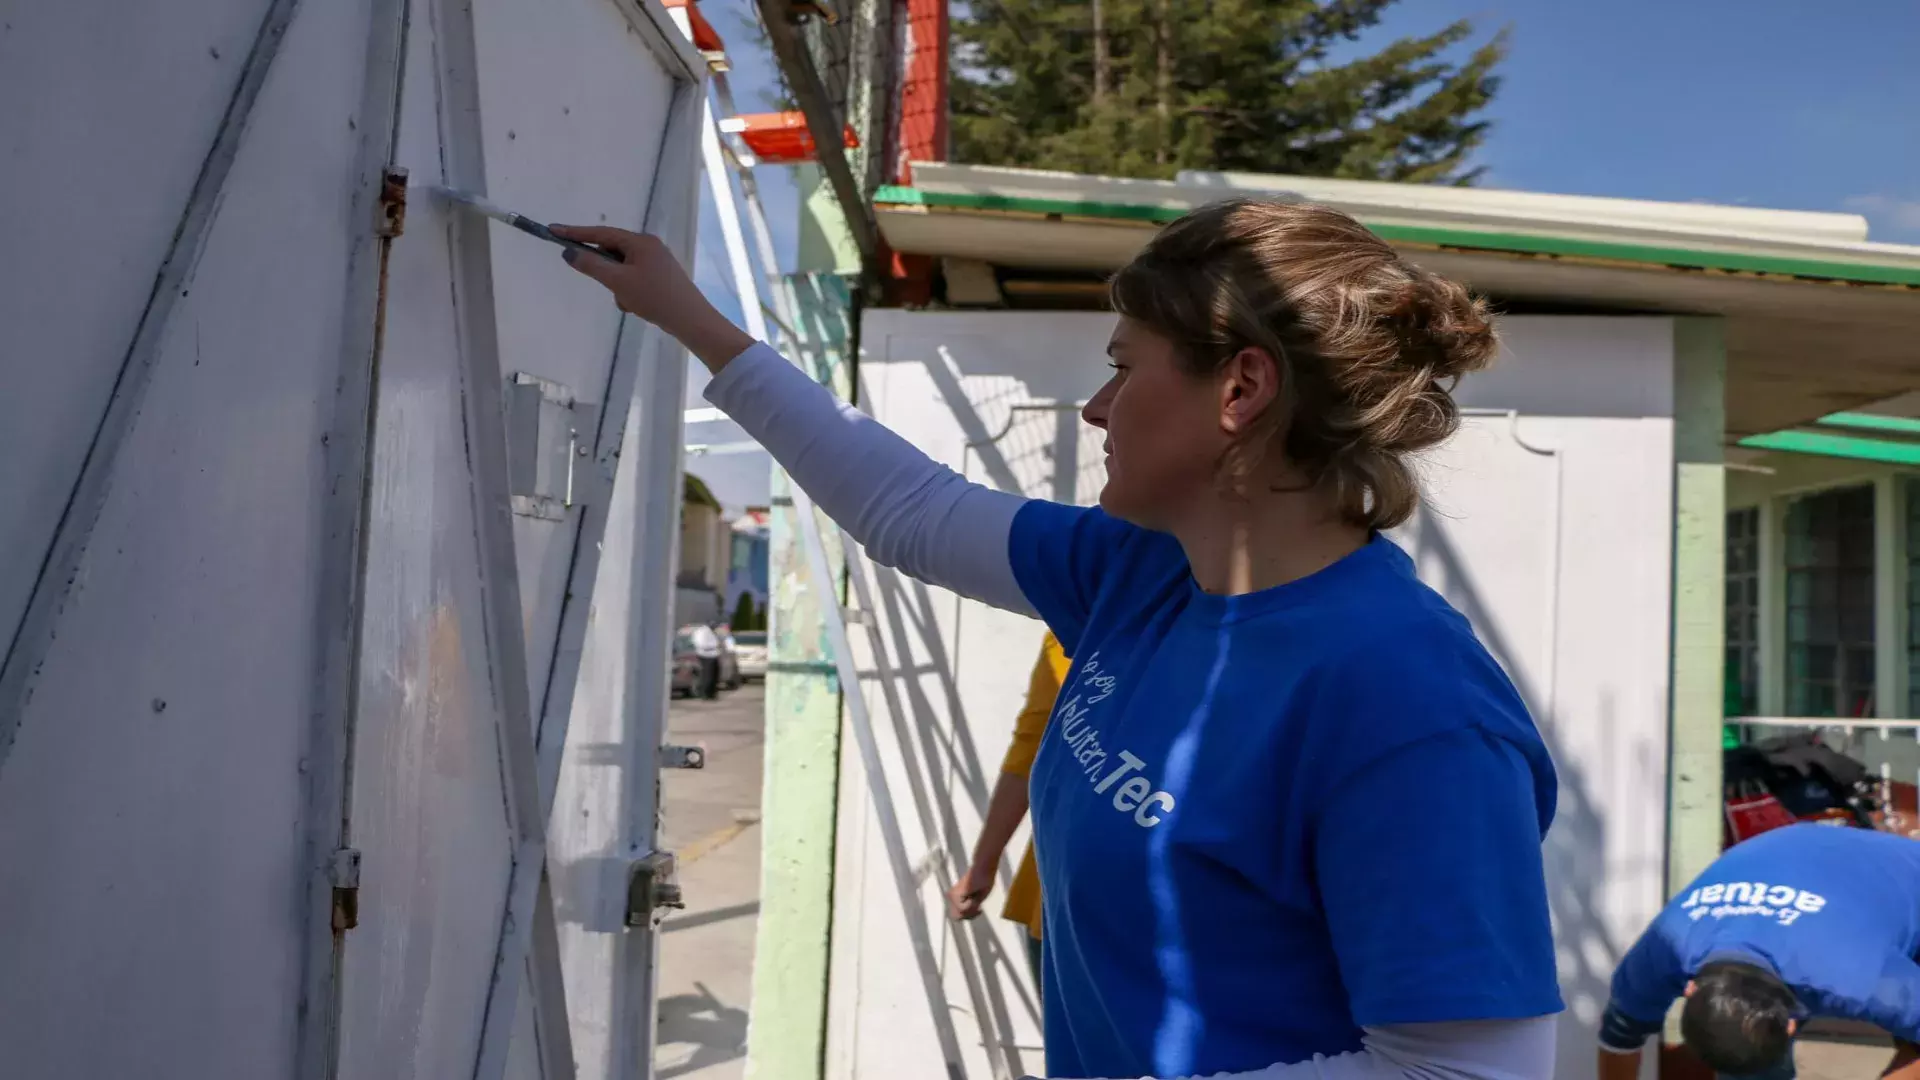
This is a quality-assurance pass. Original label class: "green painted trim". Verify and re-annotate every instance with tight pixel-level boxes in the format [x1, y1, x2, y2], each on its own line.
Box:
[875, 183, 1178, 225]
[1668, 319, 1727, 922]
[744, 272, 854, 1080]
[1374, 224, 1920, 286]
[799, 165, 862, 275]
[1738, 430, 1920, 466]
[1814, 412, 1920, 437]
[872, 185, 1920, 287]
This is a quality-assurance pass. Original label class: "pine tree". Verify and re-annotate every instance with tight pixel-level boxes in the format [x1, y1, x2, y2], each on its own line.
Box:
[731, 590, 762, 632]
[952, 0, 1507, 184]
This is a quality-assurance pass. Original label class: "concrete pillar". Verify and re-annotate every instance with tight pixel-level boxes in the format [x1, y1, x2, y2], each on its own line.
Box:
[744, 272, 854, 1080]
[1667, 317, 1728, 897]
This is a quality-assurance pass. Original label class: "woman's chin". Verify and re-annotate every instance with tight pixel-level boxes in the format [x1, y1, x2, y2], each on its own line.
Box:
[1096, 484, 1145, 525]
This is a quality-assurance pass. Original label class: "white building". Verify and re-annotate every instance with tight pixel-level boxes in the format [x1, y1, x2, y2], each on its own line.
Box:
[760, 163, 1920, 1080]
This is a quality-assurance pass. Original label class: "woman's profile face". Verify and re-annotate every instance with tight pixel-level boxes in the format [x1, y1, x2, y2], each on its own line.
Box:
[1083, 317, 1231, 530]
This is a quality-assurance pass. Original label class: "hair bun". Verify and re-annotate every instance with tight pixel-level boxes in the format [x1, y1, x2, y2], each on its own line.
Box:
[1396, 272, 1498, 383]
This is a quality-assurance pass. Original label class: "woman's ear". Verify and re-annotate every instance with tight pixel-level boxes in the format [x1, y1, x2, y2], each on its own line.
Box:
[1219, 345, 1282, 435]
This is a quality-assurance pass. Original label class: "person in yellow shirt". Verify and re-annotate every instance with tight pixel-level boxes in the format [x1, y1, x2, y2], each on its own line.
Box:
[947, 629, 1069, 995]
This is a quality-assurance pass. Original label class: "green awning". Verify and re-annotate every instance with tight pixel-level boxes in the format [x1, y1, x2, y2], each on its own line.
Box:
[1737, 412, 1920, 466]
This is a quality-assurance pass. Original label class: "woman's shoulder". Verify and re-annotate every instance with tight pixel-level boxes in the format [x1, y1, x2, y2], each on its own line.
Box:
[1299, 593, 1543, 748]
[1013, 501, 1189, 590]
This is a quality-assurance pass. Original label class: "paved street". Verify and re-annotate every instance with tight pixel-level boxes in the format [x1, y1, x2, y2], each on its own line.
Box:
[654, 683, 766, 1080]
[1795, 1034, 1899, 1080]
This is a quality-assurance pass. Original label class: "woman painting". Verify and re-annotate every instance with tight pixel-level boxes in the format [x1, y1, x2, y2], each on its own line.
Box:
[554, 199, 1561, 1080]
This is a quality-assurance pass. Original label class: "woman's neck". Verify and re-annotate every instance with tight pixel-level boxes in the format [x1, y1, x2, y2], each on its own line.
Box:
[1173, 484, 1370, 597]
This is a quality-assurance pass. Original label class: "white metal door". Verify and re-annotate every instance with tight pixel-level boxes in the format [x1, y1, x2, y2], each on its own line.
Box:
[335, 0, 704, 1077]
[0, 0, 703, 1076]
[0, 2, 394, 1075]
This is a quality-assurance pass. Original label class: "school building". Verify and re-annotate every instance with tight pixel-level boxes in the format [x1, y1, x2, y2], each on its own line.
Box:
[752, 162, 1920, 1080]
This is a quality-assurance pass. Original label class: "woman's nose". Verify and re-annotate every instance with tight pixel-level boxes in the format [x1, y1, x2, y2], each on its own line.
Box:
[1081, 390, 1111, 430]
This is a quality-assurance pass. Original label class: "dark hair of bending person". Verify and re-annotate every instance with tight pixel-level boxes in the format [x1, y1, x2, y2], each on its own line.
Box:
[1681, 961, 1801, 1077]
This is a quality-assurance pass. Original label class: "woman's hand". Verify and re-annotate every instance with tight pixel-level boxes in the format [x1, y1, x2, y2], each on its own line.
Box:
[551, 225, 754, 373]
[946, 863, 996, 921]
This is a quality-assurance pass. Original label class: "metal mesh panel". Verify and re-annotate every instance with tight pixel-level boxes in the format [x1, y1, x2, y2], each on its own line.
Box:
[808, 1, 900, 197]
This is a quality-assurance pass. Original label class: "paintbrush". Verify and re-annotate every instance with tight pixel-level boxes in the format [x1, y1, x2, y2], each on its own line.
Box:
[423, 185, 625, 263]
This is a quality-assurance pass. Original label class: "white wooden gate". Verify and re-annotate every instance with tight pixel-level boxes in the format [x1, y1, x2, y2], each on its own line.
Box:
[0, 1, 703, 1077]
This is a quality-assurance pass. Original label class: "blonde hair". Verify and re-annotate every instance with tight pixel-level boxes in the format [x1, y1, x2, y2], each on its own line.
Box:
[1109, 199, 1498, 530]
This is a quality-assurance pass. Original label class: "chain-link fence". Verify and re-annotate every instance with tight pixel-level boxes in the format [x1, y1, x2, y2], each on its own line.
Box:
[799, 1, 902, 198]
[747, 0, 922, 277]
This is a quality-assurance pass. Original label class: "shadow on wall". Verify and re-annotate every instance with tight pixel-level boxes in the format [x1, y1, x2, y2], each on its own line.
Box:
[1416, 507, 1643, 1080]
[866, 561, 1046, 1042]
[843, 367, 1072, 1066]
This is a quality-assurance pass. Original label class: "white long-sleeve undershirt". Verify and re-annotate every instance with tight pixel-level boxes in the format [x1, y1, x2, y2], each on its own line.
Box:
[1050, 1016, 1557, 1080]
[703, 342, 1033, 615]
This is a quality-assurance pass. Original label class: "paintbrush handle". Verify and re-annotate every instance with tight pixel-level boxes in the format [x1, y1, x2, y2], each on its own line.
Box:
[511, 216, 625, 263]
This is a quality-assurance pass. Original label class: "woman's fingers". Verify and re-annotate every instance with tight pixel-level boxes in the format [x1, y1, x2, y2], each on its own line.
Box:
[551, 223, 639, 252]
[546, 224, 749, 369]
[551, 225, 672, 293]
[945, 880, 988, 921]
[558, 245, 622, 291]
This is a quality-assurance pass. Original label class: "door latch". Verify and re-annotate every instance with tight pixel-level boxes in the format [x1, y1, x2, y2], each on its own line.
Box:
[625, 851, 685, 927]
[329, 847, 362, 931]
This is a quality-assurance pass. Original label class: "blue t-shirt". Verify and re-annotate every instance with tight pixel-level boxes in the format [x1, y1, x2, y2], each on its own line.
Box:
[1008, 502, 1563, 1079]
[1603, 823, 1920, 1048]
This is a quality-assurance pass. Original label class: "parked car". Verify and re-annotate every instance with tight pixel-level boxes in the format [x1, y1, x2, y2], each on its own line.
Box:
[670, 630, 703, 698]
[733, 631, 767, 681]
[716, 628, 742, 691]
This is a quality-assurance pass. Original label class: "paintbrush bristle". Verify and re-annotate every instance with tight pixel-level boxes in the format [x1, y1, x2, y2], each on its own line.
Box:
[420, 184, 515, 224]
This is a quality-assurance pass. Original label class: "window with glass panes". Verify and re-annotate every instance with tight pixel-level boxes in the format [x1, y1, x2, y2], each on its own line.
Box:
[1725, 507, 1760, 716]
[1784, 484, 1876, 718]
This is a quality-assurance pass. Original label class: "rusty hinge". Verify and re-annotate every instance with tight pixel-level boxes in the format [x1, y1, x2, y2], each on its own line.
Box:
[329, 847, 362, 931]
[376, 167, 408, 239]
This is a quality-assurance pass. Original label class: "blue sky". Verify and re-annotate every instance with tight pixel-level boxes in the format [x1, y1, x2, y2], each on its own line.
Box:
[1366, 0, 1920, 242]
[686, 0, 1920, 510]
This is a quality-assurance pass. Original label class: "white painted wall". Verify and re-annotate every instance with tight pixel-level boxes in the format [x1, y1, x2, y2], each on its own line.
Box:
[826, 310, 1679, 1080]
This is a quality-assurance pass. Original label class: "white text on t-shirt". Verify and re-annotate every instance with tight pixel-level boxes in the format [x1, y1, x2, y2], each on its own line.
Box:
[1055, 653, 1177, 828]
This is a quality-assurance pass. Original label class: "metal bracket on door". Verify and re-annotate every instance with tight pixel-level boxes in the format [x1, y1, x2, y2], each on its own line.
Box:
[624, 851, 685, 927]
[328, 847, 362, 932]
[506, 372, 596, 521]
[661, 744, 706, 769]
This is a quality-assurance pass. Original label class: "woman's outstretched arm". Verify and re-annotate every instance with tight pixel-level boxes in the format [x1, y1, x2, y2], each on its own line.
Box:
[554, 227, 1034, 614]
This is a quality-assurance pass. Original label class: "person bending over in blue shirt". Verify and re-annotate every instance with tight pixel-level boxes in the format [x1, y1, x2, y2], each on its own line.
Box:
[1598, 824, 1920, 1080]
[552, 200, 1562, 1080]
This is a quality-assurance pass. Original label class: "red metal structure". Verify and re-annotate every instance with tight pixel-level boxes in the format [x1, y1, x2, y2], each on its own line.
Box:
[723, 112, 861, 167]
[718, 0, 950, 296]
[662, 0, 729, 69]
[894, 0, 949, 183]
[886, 0, 949, 301]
